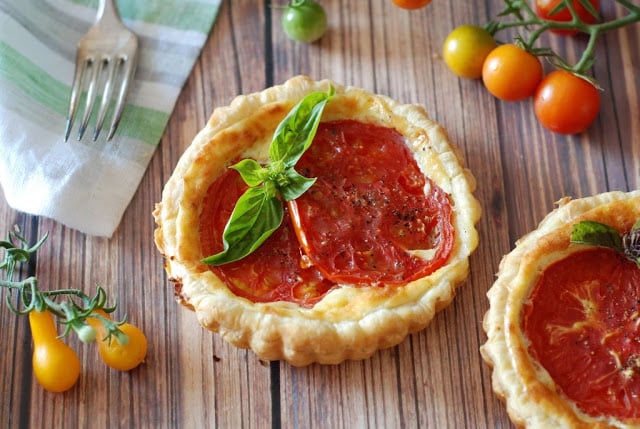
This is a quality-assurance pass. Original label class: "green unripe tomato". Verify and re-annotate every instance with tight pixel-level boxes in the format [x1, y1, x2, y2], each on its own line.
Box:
[282, 0, 327, 43]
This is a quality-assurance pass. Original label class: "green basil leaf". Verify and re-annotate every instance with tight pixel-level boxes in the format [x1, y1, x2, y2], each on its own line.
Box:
[202, 87, 335, 265]
[202, 186, 283, 265]
[279, 169, 317, 201]
[231, 158, 267, 187]
[570, 220, 623, 251]
[270, 85, 335, 168]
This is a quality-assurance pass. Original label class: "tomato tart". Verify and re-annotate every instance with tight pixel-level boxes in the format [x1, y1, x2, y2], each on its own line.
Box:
[154, 76, 480, 366]
[482, 190, 640, 428]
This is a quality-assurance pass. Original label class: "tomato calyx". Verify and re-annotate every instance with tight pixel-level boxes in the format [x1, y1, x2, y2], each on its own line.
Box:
[535, 0, 600, 35]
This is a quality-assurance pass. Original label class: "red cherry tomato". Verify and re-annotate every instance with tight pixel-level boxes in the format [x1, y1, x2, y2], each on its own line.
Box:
[391, 0, 432, 9]
[482, 44, 543, 101]
[535, 0, 600, 35]
[534, 70, 601, 135]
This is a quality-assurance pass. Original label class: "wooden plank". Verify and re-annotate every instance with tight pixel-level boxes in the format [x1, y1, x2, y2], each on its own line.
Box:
[0, 0, 639, 427]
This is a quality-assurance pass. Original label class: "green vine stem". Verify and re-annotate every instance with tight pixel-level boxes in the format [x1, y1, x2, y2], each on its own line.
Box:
[0, 226, 128, 344]
[485, 0, 640, 81]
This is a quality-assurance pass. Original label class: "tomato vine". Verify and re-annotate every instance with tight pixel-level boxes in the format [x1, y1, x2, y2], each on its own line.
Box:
[0, 227, 127, 344]
[485, 0, 640, 82]
[0, 226, 147, 391]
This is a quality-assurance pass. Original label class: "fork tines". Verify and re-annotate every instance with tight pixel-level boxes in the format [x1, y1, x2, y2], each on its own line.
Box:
[65, 53, 136, 142]
[64, 0, 138, 142]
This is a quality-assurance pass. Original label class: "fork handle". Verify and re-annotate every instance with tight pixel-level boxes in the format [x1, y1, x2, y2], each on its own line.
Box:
[97, 0, 123, 24]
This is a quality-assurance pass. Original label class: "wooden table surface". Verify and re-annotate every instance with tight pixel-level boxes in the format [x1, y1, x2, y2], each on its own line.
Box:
[1, 0, 639, 427]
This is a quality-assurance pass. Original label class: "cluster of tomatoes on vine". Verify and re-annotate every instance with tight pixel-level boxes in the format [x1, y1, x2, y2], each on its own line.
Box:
[443, 0, 604, 135]
[276, 0, 640, 136]
[0, 228, 147, 393]
[28, 305, 148, 393]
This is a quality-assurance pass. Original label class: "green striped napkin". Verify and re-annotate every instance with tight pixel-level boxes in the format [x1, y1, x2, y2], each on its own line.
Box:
[0, 0, 220, 237]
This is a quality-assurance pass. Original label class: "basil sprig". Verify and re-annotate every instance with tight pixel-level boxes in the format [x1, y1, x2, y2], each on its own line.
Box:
[570, 218, 640, 267]
[202, 86, 335, 266]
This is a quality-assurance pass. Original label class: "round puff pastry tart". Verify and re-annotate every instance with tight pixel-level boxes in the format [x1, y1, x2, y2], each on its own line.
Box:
[154, 75, 480, 366]
[482, 190, 640, 428]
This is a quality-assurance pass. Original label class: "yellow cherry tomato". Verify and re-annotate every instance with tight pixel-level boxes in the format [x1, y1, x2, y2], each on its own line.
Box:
[88, 310, 147, 371]
[443, 25, 497, 79]
[391, 0, 432, 10]
[29, 310, 81, 393]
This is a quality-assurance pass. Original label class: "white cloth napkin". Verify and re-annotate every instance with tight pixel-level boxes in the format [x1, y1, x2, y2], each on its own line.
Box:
[0, 0, 221, 237]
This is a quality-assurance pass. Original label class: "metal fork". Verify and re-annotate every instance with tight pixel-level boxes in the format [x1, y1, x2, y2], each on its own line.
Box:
[64, 0, 138, 142]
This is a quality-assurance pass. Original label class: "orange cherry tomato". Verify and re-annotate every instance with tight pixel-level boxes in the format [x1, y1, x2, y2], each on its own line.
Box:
[482, 44, 543, 101]
[391, 0, 432, 10]
[534, 70, 601, 134]
[535, 0, 600, 35]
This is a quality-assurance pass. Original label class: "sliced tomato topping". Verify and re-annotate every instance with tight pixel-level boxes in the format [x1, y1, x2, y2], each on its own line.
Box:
[199, 120, 455, 306]
[199, 169, 335, 307]
[288, 120, 454, 285]
[523, 248, 640, 420]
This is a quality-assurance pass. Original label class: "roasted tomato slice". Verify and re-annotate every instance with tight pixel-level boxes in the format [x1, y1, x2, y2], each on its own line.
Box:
[523, 248, 640, 420]
[288, 120, 454, 285]
[200, 168, 335, 307]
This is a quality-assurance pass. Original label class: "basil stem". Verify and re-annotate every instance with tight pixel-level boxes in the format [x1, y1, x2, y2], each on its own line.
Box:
[202, 85, 335, 266]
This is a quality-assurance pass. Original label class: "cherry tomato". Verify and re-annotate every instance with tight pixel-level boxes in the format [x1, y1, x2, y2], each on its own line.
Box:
[88, 310, 148, 371]
[391, 0, 432, 9]
[281, 0, 327, 43]
[534, 70, 601, 134]
[535, 0, 600, 35]
[443, 25, 497, 79]
[29, 310, 81, 393]
[482, 44, 543, 101]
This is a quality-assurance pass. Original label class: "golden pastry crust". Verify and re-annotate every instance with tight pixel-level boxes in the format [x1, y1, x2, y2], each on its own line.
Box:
[154, 75, 481, 366]
[481, 190, 640, 428]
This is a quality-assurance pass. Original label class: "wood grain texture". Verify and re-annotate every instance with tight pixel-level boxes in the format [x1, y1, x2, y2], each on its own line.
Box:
[1, 0, 638, 427]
